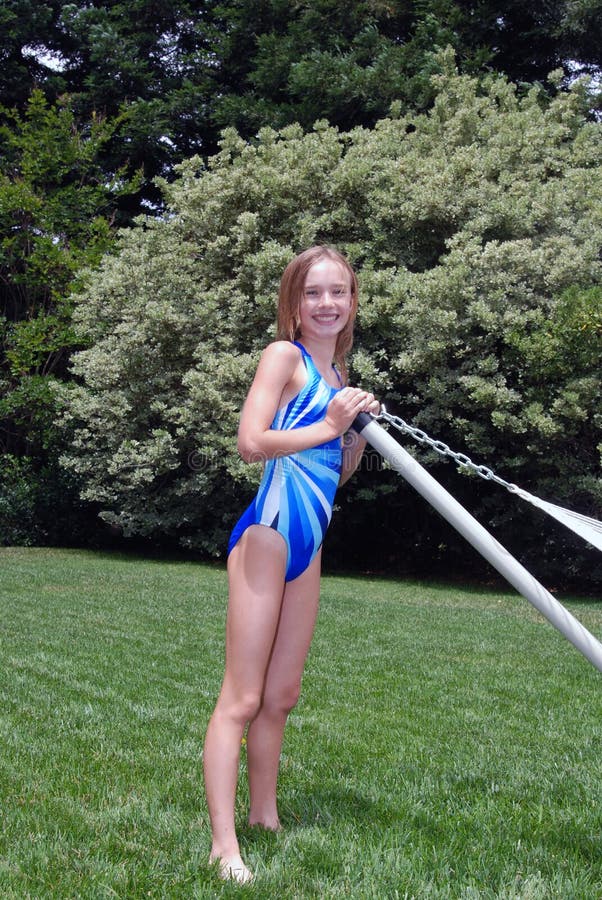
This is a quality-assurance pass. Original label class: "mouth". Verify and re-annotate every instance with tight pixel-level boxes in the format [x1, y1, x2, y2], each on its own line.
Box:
[313, 314, 339, 324]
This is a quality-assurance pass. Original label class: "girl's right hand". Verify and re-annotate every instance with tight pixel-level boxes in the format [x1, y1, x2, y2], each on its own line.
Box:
[325, 387, 376, 436]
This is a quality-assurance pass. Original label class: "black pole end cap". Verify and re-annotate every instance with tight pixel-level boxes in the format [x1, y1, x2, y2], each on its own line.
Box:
[351, 412, 372, 433]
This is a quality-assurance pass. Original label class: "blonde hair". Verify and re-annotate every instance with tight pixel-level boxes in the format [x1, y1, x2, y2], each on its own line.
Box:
[276, 245, 358, 383]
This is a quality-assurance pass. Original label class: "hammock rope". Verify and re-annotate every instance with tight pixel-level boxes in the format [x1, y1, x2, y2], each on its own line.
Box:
[376, 406, 602, 554]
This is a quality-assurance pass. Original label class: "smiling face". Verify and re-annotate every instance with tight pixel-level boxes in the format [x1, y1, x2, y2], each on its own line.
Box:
[298, 257, 353, 343]
[276, 246, 358, 381]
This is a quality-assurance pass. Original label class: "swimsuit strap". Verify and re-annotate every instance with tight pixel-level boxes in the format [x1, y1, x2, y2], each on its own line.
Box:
[292, 341, 342, 388]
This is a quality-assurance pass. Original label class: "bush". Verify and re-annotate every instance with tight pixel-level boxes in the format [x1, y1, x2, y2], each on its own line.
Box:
[0, 454, 98, 547]
[59, 62, 602, 589]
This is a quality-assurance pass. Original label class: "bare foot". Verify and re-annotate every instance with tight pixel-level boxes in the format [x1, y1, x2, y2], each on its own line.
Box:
[248, 816, 282, 832]
[210, 853, 254, 884]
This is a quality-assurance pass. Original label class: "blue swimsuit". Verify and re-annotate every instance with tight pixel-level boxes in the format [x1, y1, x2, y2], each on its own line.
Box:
[228, 341, 343, 581]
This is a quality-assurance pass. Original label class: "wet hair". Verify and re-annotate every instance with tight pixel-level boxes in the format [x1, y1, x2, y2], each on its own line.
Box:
[276, 245, 358, 383]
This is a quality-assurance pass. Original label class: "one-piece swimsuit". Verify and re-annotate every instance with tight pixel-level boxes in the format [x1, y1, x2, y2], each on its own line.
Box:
[227, 341, 343, 581]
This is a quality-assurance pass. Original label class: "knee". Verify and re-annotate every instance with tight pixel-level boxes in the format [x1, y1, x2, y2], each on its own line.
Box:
[219, 689, 263, 726]
[262, 681, 302, 717]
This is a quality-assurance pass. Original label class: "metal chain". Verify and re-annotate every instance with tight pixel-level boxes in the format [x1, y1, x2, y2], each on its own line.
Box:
[374, 405, 521, 495]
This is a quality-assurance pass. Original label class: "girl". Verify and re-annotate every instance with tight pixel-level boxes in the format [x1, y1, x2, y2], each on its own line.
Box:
[203, 245, 379, 883]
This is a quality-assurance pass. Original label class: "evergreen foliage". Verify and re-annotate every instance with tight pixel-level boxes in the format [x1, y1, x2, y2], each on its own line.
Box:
[59, 66, 602, 587]
[0, 90, 140, 545]
[1, 1, 599, 212]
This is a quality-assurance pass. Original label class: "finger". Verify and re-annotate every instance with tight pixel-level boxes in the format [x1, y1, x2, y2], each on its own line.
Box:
[354, 392, 372, 409]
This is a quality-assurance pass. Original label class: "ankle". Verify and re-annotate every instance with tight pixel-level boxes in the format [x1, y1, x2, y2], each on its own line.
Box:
[248, 814, 282, 832]
[209, 841, 240, 862]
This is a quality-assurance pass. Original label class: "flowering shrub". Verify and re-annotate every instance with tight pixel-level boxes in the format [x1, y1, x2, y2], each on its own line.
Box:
[59, 64, 601, 586]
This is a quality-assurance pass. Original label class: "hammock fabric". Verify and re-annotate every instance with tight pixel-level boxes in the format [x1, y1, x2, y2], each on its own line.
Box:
[377, 408, 602, 554]
[514, 490, 602, 554]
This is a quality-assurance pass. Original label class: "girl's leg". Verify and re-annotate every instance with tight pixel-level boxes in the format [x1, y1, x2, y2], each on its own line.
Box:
[203, 526, 287, 880]
[246, 550, 322, 829]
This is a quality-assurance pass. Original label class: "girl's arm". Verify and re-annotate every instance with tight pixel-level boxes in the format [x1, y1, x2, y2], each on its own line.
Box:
[339, 397, 380, 485]
[339, 432, 369, 486]
[237, 342, 373, 463]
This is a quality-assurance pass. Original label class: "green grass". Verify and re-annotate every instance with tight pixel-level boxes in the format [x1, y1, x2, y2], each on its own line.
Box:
[0, 548, 601, 899]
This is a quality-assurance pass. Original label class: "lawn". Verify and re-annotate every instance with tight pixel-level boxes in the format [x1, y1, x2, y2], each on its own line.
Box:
[0, 547, 601, 898]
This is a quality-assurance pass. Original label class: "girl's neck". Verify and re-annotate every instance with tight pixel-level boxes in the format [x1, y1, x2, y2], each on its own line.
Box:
[296, 335, 336, 370]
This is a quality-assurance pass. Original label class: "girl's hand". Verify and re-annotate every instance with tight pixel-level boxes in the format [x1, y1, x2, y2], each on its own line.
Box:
[364, 394, 380, 416]
[325, 388, 379, 436]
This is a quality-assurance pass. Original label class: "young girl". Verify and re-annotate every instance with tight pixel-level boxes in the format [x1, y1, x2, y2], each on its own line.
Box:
[203, 245, 379, 883]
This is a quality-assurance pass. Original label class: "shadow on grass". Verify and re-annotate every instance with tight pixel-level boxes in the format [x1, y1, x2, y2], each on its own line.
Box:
[280, 785, 387, 831]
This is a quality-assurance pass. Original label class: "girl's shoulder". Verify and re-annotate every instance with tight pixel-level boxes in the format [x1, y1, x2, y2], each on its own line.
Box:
[259, 340, 302, 367]
[253, 341, 304, 388]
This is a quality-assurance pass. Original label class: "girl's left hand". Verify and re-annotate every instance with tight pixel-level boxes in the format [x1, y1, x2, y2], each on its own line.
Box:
[352, 390, 379, 416]
[363, 393, 380, 416]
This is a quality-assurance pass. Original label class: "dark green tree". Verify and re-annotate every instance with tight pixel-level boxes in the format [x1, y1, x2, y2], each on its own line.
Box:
[207, 0, 602, 136]
[449, 0, 602, 82]
[0, 89, 140, 544]
[0, 1, 220, 210]
[0, 2, 64, 108]
[1, 1, 599, 211]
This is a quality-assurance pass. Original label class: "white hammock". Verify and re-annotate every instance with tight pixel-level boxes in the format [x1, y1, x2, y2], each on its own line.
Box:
[377, 407, 602, 554]
[513, 489, 602, 553]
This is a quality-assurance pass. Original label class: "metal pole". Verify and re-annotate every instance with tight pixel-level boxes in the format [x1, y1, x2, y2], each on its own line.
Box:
[352, 413, 602, 674]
